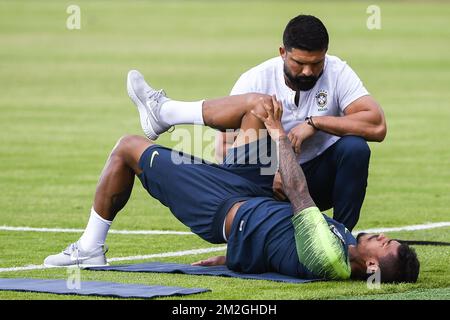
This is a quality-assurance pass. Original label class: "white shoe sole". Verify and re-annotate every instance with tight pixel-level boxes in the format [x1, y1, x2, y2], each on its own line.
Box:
[127, 70, 159, 140]
[43, 262, 110, 268]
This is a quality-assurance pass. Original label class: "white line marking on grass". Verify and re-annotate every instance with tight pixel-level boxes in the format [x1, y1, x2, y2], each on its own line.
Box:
[0, 221, 448, 273]
[353, 222, 450, 235]
[0, 226, 193, 235]
[0, 264, 52, 273]
[0, 246, 227, 273]
[2, 222, 449, 236]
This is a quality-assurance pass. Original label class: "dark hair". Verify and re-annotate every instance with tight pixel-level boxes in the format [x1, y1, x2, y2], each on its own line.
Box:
[283, 14, 329, 52]
[379, 244, 420, 283]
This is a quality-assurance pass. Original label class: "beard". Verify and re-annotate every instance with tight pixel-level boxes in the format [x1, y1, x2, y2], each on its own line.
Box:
[283, 64, 322, 91]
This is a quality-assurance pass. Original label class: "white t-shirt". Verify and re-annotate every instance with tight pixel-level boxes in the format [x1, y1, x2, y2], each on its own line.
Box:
[230, 54, 369, 164]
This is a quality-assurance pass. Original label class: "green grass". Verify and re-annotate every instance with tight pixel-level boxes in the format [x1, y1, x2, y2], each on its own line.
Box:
[0, 0, 449, 300]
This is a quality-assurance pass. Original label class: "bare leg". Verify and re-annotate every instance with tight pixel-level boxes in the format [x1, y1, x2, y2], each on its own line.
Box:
[93, 135, 153, 221]
[202, 93, 271, 147]
[202, 93, 269, 130]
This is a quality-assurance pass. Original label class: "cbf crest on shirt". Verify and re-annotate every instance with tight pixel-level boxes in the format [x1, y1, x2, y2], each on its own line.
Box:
[315, 89, 328, 111]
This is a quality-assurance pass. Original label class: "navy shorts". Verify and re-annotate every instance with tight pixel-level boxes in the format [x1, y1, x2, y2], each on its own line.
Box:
[137, 140, 276, 244]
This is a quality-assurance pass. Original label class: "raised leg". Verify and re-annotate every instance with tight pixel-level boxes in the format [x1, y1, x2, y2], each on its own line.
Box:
[202, 94, 267, 130]
[202, 93, 271, 147]
[127, 70, 272, 144]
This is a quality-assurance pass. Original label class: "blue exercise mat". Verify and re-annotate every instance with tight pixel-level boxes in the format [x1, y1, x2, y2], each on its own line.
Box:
[87, 262, 321, 284]
[0, 278, 209, 299]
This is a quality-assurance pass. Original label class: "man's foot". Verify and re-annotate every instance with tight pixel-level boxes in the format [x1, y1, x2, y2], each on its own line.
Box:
[43, 241, 109, 267]
[127, 70, 172, 140]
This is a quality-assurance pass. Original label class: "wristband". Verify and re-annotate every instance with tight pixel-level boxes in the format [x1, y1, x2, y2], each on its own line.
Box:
[305, 116, 319, 130]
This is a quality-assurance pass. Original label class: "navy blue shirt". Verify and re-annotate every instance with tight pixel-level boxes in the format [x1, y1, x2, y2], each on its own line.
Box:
[226, 197, 356, 279]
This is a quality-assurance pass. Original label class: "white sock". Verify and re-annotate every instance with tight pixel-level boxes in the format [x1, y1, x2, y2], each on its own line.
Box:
[78, 208, 112, 251]
[159, 100, 205, 126]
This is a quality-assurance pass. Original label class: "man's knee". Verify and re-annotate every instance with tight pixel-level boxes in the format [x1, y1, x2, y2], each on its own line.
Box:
[113, 135, 144, 153]
[248, 94, 271, 118]
[336, 136, 371, 164]
[112, 135, 152, 165]
[109, 135, 153, 174]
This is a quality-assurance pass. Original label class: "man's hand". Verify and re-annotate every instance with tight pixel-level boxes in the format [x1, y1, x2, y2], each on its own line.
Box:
[191, 255, 226, 266]
[287, 122, 317, 154]
[255, 95, 316, 213]
[272, 171, 287, 201]
[251, 95, 286, 141]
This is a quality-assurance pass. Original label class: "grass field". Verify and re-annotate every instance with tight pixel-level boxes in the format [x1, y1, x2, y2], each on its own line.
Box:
[0, 0, 449, 300]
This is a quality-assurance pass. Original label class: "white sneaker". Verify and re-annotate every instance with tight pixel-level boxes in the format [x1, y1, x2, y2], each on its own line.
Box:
[43, 241, 109, 267]
[127, 70, 172, 140]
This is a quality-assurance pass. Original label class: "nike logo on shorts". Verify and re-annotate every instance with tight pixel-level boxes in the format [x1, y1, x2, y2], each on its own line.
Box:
[150, 150, 159, 168]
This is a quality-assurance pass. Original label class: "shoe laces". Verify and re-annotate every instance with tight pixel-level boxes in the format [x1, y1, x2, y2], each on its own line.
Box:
[62, 242, 81, 266]
[146, 88, 174, 131]
[64, 242, 79, 254]
[146, 89, 166, 105]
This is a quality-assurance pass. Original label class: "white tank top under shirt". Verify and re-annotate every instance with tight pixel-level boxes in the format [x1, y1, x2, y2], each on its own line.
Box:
[230, 54, 370, 164]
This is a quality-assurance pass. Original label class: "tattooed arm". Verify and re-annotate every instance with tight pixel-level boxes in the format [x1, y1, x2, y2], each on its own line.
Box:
[277, 135, 315, 213]
[251, 96, 315, 213]
[252, 96, 351, 280]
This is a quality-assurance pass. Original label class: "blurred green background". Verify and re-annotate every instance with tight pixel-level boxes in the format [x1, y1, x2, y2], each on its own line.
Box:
[0, 0, 449, 299]
[1, 0, 448, 229]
